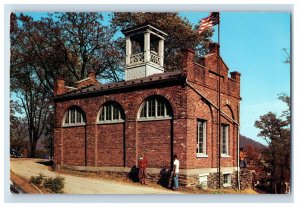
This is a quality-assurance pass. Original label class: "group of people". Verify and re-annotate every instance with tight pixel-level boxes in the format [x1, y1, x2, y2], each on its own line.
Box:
[137, 148, 246, 191]
[138, 153, 180, 191]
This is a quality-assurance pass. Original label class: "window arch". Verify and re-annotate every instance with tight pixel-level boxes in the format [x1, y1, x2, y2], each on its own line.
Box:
[138, 96, 172, 120]
[98, 101, 125, 123]
[63, 106, 86, 126]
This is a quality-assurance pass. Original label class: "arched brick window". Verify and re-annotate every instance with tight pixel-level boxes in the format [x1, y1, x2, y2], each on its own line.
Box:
[63, 106, 86, 126]
[138, 96, 172, 120]
[98, 102, 125, 123]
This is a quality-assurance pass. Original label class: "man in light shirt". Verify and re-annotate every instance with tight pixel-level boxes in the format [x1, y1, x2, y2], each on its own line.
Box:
[173, 154, 180, 191]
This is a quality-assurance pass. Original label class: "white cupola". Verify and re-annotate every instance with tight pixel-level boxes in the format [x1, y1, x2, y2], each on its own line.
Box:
[122, 24, 168, 81]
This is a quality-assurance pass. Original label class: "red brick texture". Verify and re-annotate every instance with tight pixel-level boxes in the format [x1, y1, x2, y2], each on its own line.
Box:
[54, 45, 241, 178]
[137, 119, 172, 168]
[75, 70, 100, 89]
[54, 85, 187, 169]
[54, 78, 67, 96]
[97, 123, 125, 167]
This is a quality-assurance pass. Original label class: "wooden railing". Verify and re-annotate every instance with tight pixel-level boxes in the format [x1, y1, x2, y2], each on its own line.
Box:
[129, 51, 160, 65]
[150, 51, 160, 65]
[130, 53, 144, 64]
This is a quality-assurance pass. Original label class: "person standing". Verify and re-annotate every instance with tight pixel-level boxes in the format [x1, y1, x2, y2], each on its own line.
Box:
[173, 154, 180, 191]
[138, 153, 148, 185]
[239, 147, 247, 168]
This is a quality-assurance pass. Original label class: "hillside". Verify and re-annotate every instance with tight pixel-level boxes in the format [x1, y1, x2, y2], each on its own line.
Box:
[239, 135, 266, 153]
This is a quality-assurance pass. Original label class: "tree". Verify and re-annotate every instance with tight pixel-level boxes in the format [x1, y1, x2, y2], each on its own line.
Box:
[10, 12, 122, 157]
[10, 100, 29, 155]
[11, 12, 122, 92]
[42, 112, 54, 159]
[254, 96, 290, 194]
[10, 12, 214, 157]
[282, 48, 290, 64]
[12, 66, 52, 157]
[243, 144, 268, 188]
[112, 12, 213, 71]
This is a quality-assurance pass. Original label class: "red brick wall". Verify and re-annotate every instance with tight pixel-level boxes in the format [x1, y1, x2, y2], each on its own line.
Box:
[137, 120, 172, 168]
[62, 126, 86, 166]
[183, 51, 240, 169]
[186, 89, 215, 169]
[97, 123, 124, 167]
[54, 84, 188, 168]
[54, 48, 241, 172]
[86, 124, 97, 166]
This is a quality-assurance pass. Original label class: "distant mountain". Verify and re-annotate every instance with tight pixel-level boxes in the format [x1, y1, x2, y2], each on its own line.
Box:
[239, 134, 266, 153]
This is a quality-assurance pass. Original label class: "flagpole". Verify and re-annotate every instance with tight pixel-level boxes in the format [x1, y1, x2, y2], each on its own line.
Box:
[217, 13, 221, 189]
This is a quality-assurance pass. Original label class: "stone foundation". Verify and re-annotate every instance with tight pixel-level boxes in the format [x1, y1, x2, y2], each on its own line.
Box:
[56, 164, 245, 190]
[239, 168, 254, 190]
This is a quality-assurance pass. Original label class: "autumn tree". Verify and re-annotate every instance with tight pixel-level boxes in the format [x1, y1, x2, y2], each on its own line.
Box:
[254, 95, 290, 193]
[11, 64, 52, 157]
[112, 12, 213, 71]
[10, 12, 122, 157]
[11, 12, 214, 157]
[11, 12, 122, 92]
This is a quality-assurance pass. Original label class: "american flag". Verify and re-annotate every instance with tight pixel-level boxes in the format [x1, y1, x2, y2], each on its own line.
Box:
[198, 12, 220, 34]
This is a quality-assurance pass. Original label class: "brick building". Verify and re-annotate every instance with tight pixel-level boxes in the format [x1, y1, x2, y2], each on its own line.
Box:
[53, 24, 241, 189]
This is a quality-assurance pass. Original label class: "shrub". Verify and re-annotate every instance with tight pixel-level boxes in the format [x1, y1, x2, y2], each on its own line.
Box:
[196, 183, 207, 190]
[43, 176, 65, 193]
[29, 173, 45, 186]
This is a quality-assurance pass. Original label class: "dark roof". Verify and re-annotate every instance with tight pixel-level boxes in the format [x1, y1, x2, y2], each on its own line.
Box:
[54, 70, 184, 101]
[121, 23, 168, 37]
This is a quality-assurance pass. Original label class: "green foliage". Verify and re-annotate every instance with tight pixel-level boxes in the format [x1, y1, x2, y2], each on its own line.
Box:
[196, 183, 207, 190]
[11, 12, 213, 158]
[254, 94, 290, 194]
[43, 176, 65, 193]
[211, 190, 223, 194]
[29, 173, 45, 186]
[29, 174, 65, 193]
[282, 48, 290, 64]
[112, 12, 213, 71]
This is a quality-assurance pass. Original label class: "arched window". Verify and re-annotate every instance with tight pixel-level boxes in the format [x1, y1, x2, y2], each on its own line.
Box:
[63, 106, 86, 126]
[138, 96, 172, 119]
[98, 102, 124, 123]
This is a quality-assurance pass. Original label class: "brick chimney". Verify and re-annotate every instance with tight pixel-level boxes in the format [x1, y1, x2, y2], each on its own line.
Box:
[181, 48, 195, 69]
[230, 71, 241, 82]
[75, 69, 100, 88]
[208, 42, 220, 54]
[54, 77, 67, 96]
[181, 48, 195, 80]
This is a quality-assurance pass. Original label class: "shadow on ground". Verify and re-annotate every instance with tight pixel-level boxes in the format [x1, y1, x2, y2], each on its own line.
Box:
[36, 160, 54, 167]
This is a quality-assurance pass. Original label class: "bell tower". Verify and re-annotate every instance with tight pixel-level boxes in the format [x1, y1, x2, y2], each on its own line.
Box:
[122, 24, 168, 81]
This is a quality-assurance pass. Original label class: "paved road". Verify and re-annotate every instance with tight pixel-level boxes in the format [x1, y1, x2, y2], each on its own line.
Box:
[10, 159, 182, 194]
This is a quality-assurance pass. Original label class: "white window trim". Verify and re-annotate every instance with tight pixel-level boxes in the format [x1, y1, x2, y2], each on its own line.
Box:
[63, 108, 86, 127]
[138, 117, 172, 122]
[138, 98, 172, 120]
[221, 154, 231, 158]
[62, 123, 86, 127]
[198, 173, 209, 188]
[197, 120, 207, 157]
[97, 120, 125, 125]
[222, 173, 232, 187]
[98, 103, 124, 123]
[221, 124, 229, 156]
[197, 153, 208, 158]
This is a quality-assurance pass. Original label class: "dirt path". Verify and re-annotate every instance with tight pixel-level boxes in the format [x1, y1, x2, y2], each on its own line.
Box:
[10, 158, 182, 194]
[10, 171, 39, 194]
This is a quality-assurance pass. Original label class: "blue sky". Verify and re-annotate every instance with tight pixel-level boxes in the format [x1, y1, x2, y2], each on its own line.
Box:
[182, 12, 290, 145]
[18, 12, 291, 145]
